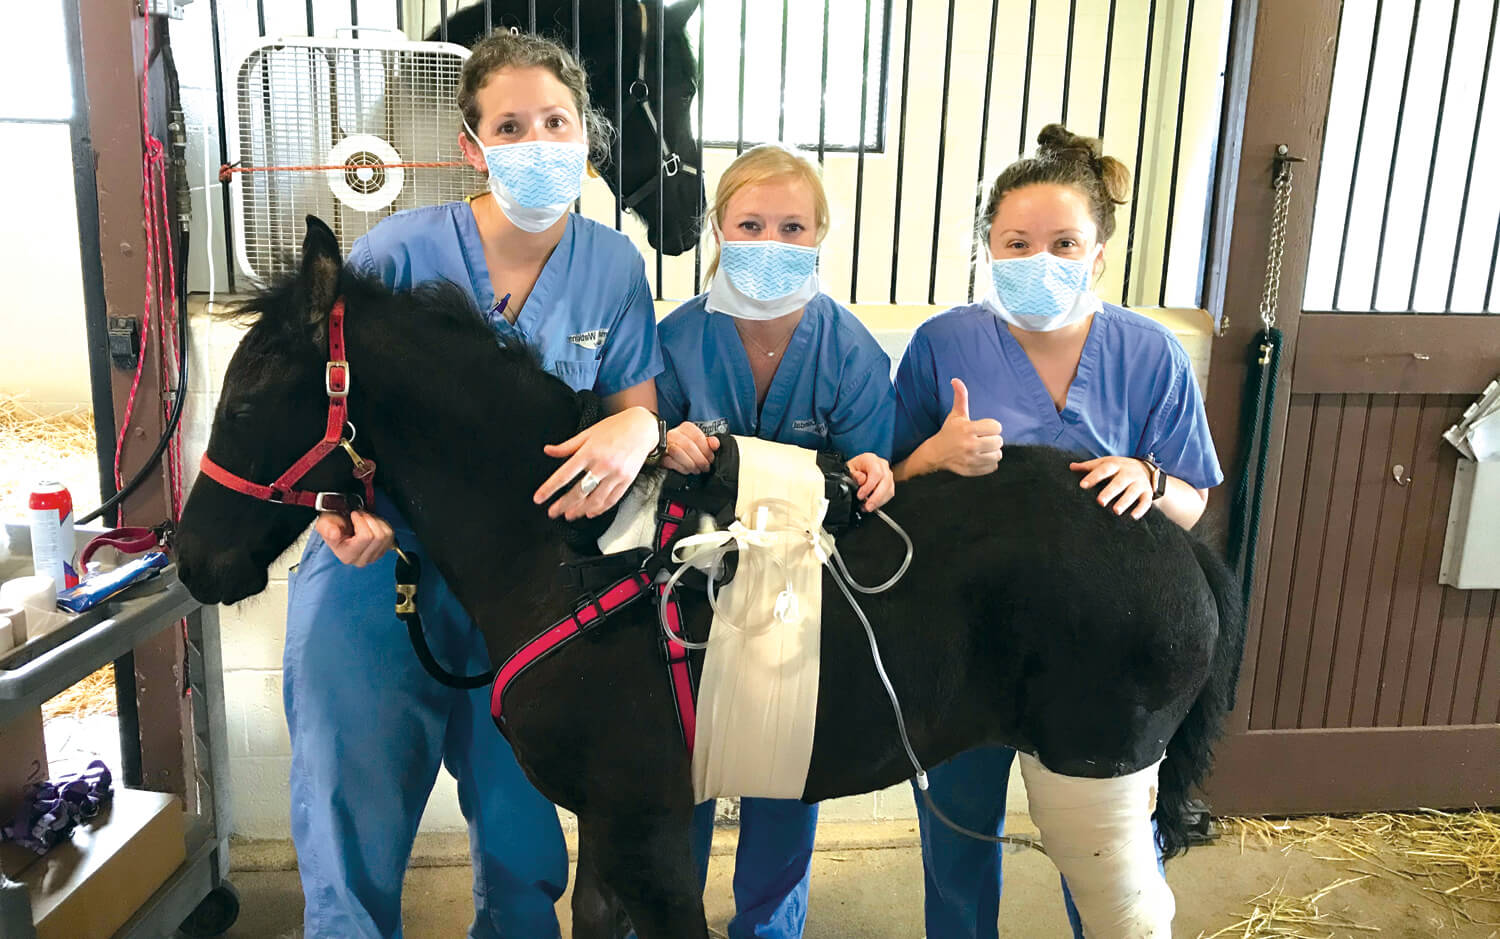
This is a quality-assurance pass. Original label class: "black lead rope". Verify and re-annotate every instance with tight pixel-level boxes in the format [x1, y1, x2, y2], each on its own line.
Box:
[1226, 327, 1283, 613]
[395, 544, 495, 689]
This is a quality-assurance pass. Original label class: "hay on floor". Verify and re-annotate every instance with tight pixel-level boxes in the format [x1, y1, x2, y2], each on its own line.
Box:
[42, 664, 117, 721]
[1222, 810, 1500, 928]
[1197, 875, 1377, 939]
[0, 394, 100, 518]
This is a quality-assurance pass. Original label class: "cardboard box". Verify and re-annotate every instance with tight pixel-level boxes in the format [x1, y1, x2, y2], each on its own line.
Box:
[20, 788, 186, 939]
[0, 708, 48, 877]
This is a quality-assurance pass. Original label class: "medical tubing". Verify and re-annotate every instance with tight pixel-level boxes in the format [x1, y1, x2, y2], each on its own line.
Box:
[660, 503, 1037, 850]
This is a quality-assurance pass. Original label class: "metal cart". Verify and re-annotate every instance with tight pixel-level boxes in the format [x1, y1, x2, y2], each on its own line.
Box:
[0, 523, 237, 937]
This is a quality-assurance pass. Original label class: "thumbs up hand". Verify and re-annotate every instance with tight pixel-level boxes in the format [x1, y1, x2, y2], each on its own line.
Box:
[928, 378, 1004, 477]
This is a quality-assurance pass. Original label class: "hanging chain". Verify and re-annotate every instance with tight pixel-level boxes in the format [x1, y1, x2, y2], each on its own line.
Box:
[1258, 153, 1296, 331]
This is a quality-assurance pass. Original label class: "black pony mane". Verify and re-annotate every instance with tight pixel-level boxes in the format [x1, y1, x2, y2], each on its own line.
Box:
[218, 265, 549, 379]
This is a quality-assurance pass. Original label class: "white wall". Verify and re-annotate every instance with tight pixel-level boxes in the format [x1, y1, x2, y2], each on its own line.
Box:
[0, 123, 92, 415]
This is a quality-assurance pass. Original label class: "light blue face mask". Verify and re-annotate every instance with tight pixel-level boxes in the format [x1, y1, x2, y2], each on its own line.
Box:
[466, 122, 589, 231]
[718, 240, 819, 303]
[985, 248, 1102, 332]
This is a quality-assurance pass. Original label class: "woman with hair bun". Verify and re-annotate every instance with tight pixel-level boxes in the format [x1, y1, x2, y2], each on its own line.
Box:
[891, 124, 1222, 938]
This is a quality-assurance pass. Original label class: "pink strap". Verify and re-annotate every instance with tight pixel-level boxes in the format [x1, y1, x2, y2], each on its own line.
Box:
[490, 573, 650, 726]
[655, 502, 697, 753]
[78, 527, 161, 570]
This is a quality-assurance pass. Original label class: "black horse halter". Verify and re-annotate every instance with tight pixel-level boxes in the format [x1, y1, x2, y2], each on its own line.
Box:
[617, 31, 697, 212]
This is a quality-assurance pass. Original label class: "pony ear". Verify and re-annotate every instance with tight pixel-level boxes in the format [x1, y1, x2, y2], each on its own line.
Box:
[294, 215, 342, 339]
[664, 0, 699, 36]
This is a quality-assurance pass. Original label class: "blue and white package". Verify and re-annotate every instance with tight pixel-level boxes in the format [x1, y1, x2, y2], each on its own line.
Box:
[55, 551, 170, 613]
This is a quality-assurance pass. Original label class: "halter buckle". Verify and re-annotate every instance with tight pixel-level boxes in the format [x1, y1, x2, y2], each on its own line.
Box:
[326, 360, 351, 398]
[663, 153, 681, 177]
[395, 583, 417, 616]
[314, 491, 364, 514]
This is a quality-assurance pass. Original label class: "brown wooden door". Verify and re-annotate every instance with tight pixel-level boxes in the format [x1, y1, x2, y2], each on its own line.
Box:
[1200, 0, 1500, 815]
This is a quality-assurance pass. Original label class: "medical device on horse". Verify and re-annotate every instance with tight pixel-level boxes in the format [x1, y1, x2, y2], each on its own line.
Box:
[177, 218, 1243, 938]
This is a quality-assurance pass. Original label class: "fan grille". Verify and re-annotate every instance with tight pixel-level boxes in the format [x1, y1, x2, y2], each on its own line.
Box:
[234, 40, 483, 282]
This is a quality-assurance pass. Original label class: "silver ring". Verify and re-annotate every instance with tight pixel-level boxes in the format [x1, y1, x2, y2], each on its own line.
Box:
[579, 470, 603, 496]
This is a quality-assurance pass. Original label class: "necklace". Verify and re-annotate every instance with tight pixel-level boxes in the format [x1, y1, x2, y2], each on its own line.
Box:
[737, 321, 799, 358]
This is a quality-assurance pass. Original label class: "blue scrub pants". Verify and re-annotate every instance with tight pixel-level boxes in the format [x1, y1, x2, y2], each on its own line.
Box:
[913, 745, 1165, 939]
[689, 797, 818, 939]
[284, 527, 568, 939]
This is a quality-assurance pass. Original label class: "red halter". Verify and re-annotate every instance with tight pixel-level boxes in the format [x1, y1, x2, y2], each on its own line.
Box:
[198, 298, 377, 514]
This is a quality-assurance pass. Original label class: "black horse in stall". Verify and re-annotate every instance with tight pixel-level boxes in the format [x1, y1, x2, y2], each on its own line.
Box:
[175, 221, 1245, 938]
[428, 0, 704, 255]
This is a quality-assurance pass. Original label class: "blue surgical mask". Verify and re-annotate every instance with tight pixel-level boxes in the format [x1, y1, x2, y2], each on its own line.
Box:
[466, 122, 588, 232]
[984, 248, 1102, 332]
[718, 240, 819, 302]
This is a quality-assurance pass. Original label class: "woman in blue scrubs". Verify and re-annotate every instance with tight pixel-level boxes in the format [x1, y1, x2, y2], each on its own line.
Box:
[282, 32, 666, 939]
[892, 124, 1223, 938]
[655, 144, 896, 939]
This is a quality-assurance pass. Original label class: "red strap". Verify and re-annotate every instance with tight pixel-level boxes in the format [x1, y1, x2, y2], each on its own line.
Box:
[655, 501, 697, 754]
[196, 299, 376, 512]
[78, 527, 161, 570]
[490, 573, 651, 727]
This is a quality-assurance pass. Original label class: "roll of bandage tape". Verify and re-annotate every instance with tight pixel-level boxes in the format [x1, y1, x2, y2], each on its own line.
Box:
[0, 576, 57, 643]
[0, 605, 20, 646]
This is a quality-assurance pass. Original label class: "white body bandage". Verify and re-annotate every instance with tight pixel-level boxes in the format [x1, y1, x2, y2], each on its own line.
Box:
[1018, 753, 1174, 938]
[690, 437, 828, 803]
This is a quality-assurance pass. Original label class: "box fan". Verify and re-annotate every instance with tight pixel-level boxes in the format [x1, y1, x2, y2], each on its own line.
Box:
[231, 33, 481, 282]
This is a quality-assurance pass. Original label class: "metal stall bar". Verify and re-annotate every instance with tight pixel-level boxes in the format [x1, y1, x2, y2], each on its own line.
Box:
[849, 0, 874, 302]
[257, 0, 266, 35]
[778, 0, 789, 141]
[395, 0, 402, 31]
[440, 0, 449, 42]
[1098, 0, 1117, 138]
[1120, 0, 1159, 307]
[926, 0, 958, 305]
[1487, 214, 1500, 311]
[1061, 0, 1078, 125]
[655, 0, 664, 298]
[694, 2, 705, 292]
[485, 0, 493, 33]
[1406, 0, 1463, 311]
[1332, 0, 1385, 311]
[305, 0, 314, 34]
[967, 0, 1002, 302]
[889, 0, 914, 302]
[614, 0, 623, 229]
[817, 0, 830, 165]
[1158, 0, 1197, 307]
[1368, 0, 1424, 310]
[528, 0, 536, 32]
[1446, 0, 1499, 311]
[737, 0, 747, 155]
[350, 0, 359, 36]
[1018, 0, 1037, 155]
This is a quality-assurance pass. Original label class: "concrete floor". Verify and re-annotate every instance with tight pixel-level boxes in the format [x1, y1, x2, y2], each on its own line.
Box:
[222, 820, 1494, 938]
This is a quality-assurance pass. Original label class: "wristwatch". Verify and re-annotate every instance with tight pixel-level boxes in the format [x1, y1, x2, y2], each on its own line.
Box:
[643, 415, 669, 467]
[1141, 453, 1168, 501]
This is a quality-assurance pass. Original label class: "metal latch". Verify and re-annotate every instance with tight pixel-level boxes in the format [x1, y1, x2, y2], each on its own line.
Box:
[108, 316, 141, 370]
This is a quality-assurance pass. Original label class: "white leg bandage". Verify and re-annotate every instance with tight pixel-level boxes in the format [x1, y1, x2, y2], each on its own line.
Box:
[1018, 753, 1174, 939]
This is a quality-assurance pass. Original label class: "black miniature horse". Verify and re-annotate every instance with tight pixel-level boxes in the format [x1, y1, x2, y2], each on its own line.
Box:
[176, 220, 1243, 938]
[429, 0, 704, 255]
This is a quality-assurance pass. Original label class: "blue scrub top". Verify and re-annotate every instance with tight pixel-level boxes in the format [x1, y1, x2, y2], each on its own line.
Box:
[656, 293, 895, 460]
[893, 302, 1222, 490]
[349, 201, 662, 395]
